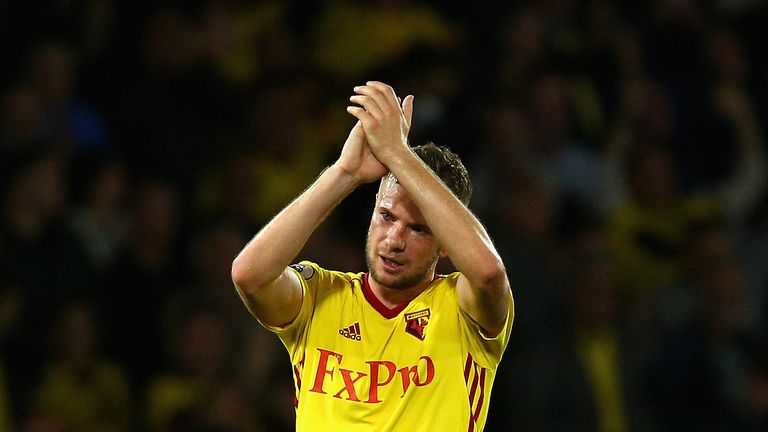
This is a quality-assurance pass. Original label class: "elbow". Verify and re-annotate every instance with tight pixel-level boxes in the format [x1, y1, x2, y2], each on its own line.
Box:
[232, 254, 283, 295]
[478, 259, 508, 289]
[231, 257, 247, 287]
[480, 261, 512, 336]
[231, 256, 260, 293]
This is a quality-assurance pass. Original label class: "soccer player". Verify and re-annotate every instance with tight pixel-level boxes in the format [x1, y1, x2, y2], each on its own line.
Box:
[232, 81, 513, 431]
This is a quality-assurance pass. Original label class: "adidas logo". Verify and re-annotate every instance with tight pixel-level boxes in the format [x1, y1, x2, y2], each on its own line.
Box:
[339, 322, 362, 341]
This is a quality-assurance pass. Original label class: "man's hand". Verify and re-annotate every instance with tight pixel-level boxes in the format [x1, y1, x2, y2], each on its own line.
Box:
[347, 81, 414, 164]
[334, 120, 389, 185]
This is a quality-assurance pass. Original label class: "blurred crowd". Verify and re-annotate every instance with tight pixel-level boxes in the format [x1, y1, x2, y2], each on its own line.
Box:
[1, 0, 767, 431]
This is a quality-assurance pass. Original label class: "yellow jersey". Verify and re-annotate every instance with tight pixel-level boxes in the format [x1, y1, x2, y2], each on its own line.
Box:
[263, 261, 514, 431]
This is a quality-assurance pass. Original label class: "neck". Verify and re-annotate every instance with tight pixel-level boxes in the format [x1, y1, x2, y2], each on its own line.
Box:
[367, 273, 434, 309]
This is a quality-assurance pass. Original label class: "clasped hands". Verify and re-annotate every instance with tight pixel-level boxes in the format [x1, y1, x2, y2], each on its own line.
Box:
[347, 81, 414, 165]
[335, 82, 414, 185]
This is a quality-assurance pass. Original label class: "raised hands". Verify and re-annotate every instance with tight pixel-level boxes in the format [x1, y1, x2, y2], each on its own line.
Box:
[334, 119, 389, 185]
[334, 82, 414, 185]
[347, 81, 414, 166]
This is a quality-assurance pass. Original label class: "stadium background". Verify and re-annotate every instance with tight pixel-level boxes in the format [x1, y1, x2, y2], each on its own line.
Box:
[1, 0, 767, 430]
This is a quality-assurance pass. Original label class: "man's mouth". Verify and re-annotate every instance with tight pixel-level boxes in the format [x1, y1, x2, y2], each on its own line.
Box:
[380, 255, 404, 272]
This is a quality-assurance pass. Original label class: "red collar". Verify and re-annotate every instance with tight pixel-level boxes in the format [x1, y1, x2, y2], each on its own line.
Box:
[361, 272, 438, 319]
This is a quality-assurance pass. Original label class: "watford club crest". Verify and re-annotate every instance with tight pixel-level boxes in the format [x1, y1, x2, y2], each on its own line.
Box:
[404, 309, 430, 340]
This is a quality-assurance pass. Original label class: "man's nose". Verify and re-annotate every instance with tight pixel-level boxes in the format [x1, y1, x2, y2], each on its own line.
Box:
[385, 223, 406, 251]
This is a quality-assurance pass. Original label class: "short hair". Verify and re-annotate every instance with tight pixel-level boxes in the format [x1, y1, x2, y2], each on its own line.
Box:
[412, 142, 472, 205]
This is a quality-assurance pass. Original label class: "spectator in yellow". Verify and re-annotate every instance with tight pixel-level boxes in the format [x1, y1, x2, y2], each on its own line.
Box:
[33, 302, 131, 432]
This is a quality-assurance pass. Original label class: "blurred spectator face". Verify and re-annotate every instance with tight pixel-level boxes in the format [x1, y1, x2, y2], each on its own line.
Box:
[499, 171, 555, 241]
[406, 64, 459, 136]
[178, 311, 227, 377]
[218, 154, 259, 222]
[1, 84, 44, 143]
[530, 74, 572, 146]
[686, 227, 734, 271]
[88, 161, 127, 210]
[239, 328, 282, 388]
[55, 303, 98, 368]
[747, 369, 768, 420]
[484, 101, 532, 158]
[613, 29, 644, 74]
[585, 0, 620, 42]
[144, 8, 200, 73]
[5, 150, 68, 221]
[205, 381, 252, 430]
[256, 26, 302, 75]
[20, 414, 63, 432]
[619, 77, 675, 145]
[628, 146, 679, 206]
[567, 227, 619, 329]
[502, 7, 545, 66]
[703, 260, 744, 311]
[708, 30, 747, 81]
[700, 259, 746, 335]
[133, 181, 179, 245]
[29, 43, 76, 105]
[570, 260, 618, 329]
[0, 288, 22, 341]
[193, 223, 247, 286]
[198, 2, 236, 58]
[248, 83, 310, 154]
[653, 0, 705, 25]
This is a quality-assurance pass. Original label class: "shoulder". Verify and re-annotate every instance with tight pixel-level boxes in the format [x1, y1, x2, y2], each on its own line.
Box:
[289, 260, 364, 290]
[426, 272, 462, 307]
[430, 271, 461, 293]
[289, 262, 319, 281]
[434, 271, 461, 285]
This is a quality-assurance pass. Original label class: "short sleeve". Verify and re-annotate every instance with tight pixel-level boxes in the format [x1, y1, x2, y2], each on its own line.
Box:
[259, 261, 323, 361]
[457, 283, 515, 368]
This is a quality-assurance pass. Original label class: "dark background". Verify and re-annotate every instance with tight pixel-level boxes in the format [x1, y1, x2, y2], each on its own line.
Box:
[1, 0, 768, 430]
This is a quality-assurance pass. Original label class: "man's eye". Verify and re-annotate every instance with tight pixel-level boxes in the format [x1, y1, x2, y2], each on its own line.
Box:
[411, 226, 428, 234]
[381, 212, 392, 221]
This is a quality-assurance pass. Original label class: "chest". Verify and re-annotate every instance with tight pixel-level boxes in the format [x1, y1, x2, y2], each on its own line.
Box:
[307, 288, 461, 359]
[297, 287, 468, 405]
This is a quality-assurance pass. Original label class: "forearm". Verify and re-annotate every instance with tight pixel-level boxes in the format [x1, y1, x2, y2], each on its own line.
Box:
[386, 150, 506, 285]
[232, 164, 359, 289]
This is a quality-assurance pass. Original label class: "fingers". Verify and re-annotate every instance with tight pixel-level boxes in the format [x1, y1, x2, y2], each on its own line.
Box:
[348, 82, 413, 136]
[346, 105, 374, 124]
[349, 94, 384, 119]
[350, 82, 400, 115]
[365, 81, 398, 101]
[402, 95, 414, 128]
[349, 119, 365, 136]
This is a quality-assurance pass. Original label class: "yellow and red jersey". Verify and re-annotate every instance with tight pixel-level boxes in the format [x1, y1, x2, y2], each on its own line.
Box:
[261, 261, 514, 431]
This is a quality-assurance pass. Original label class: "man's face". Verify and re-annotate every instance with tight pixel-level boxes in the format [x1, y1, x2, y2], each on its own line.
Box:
[365, 176, 441, 290]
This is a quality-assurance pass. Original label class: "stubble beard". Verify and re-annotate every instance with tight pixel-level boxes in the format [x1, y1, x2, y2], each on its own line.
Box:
[365, 235, 438, 290]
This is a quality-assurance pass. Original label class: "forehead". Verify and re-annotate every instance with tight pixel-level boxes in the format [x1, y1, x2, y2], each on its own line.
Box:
[376, 177, 425, 223]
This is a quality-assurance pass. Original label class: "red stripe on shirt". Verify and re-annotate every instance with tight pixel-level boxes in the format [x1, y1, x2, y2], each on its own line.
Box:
[464, 353, 473, 383]
[293, 355, 305, 409]
[467, 359, 480, 432]
[472, 368, 487, 423]
[293, 365, 301, 408]
[468, 361, 479, 406]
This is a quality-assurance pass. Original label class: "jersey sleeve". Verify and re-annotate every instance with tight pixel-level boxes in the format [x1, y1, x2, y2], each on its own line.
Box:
[259, 261, 326, 362]
[452, 274, 515, 368]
